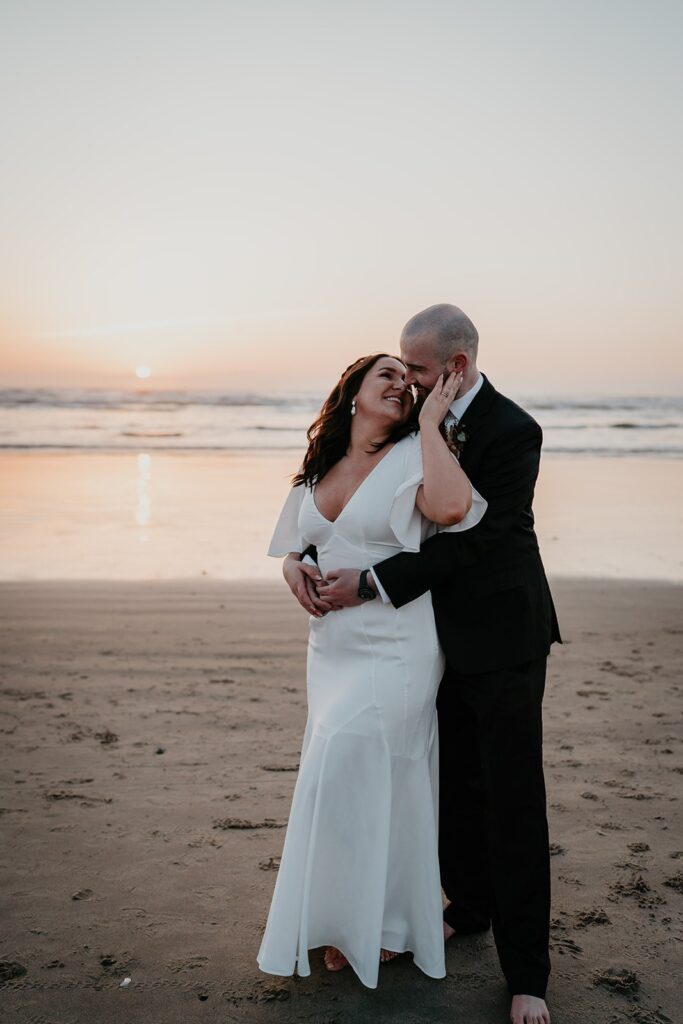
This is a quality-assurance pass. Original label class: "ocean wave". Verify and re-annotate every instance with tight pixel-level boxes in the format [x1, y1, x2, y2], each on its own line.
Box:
[0, 388, 319, 410]
[528, 399, 683, 412]
[1, 443, 682, 458]
[121, 431, 184, 438]
[2, 387, 682, 458]
[543, 447, 683, 456]
[252, 424, 307, 431]
[609, 422, 680, 429]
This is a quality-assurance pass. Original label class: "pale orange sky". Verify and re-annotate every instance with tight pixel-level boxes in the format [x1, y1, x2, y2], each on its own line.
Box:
[1, 1, 681, 395]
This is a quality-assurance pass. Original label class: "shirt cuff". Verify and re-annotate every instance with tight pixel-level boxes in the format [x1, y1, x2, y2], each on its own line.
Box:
[369, 568, 391, 604]
[302, 554, 318, 568]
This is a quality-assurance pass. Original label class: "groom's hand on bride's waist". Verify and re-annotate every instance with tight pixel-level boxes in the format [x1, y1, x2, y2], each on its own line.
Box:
[318, 568, 371, 609]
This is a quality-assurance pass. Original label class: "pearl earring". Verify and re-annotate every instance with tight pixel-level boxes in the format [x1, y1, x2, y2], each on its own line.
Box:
[351, 398, 357, 416]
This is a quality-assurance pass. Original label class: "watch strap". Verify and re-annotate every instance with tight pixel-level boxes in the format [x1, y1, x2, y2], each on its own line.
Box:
[358, 569, 376, 600]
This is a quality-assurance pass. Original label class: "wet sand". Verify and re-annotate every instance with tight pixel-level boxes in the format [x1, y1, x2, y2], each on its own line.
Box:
[2, 451, 682, 582]
[0, 578, 681, 1023]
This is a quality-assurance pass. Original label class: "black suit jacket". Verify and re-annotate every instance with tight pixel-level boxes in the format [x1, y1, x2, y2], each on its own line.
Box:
[373, 374, 562, 675]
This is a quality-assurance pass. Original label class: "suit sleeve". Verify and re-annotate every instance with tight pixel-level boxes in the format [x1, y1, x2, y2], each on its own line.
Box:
[373, 420, 543, 608]
[302, 543, 318, 563]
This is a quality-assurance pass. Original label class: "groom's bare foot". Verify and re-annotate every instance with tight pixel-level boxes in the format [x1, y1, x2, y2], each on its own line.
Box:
[323, 947, 348, 971]
[510, 994, 550, 1024]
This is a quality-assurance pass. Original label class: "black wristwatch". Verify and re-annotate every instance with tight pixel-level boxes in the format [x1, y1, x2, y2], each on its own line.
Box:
[357, 569, 377, 601]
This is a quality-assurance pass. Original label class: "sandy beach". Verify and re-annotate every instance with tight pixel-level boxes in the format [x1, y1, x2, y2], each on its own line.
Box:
[1, 577, 681, 1023]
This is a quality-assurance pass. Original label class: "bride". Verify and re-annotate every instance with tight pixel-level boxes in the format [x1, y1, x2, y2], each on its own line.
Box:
[257, 352, 487, 988]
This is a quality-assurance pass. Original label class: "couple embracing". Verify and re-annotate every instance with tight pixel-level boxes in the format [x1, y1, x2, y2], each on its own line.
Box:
[257, 303, 562, 1024]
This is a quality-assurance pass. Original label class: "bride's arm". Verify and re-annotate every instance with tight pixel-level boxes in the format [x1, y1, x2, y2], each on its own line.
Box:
[415, 373, 473, 525]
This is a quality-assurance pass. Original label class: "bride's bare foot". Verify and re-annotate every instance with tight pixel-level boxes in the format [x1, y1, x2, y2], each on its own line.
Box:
[510, 994, 550, 1024]
[443, 921, 455, 941]
[324, 946, 399, 970]
[323, 947, 349, 972]
[380, 948, 399, 962]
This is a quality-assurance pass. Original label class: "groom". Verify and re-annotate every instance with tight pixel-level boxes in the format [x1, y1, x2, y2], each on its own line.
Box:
[287, 304, 561, 1024]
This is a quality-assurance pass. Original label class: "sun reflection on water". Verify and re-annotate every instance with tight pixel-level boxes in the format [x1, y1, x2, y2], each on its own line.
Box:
[136, 452, 151, 534]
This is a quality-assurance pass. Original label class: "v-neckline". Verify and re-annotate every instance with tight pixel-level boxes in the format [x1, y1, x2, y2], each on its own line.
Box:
[312, 440, 400, 525]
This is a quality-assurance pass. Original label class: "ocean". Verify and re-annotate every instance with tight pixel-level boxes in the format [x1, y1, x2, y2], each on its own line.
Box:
[1, 388, 683, 457]
[2, 386, 681, 582]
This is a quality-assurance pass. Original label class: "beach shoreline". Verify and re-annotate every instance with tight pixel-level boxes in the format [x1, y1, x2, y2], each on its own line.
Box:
[1, 577, 681, 1023]
[2, 450, 682, 583]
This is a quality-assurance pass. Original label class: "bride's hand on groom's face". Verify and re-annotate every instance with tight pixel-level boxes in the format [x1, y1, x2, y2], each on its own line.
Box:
[418, 370, 464, 429]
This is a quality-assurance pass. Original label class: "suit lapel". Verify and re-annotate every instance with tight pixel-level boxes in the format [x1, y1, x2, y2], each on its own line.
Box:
[457, 374, 497, 472]
[460, 373, 496, 426]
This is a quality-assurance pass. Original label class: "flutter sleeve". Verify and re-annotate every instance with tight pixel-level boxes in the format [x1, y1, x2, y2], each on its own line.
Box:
[267, 483, 307, 557]
[388, 432, 487, 551]
[436, 484, 487, 535]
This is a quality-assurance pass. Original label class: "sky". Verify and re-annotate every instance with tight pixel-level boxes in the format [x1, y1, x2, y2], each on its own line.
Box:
[0, 0, 681, 395]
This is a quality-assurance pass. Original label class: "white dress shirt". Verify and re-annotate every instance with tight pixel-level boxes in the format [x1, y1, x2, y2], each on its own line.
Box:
[369, 371, 484, 603]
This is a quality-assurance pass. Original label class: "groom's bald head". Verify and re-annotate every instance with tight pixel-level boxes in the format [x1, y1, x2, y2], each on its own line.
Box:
[401, 303, 479, 362]
[400, 304, 479, 393]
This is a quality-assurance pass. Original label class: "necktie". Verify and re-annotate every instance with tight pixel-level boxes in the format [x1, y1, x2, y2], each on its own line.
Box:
[439, 415, 461, 456]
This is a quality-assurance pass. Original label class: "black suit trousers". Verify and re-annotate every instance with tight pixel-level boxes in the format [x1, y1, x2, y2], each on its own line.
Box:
[437, 656, 551, 999]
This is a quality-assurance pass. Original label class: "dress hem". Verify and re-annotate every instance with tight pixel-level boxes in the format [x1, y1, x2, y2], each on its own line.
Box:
[257, 946, 446, 989]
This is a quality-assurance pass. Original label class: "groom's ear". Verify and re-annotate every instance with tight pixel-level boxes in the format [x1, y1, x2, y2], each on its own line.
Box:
[449, 352, 467, 374]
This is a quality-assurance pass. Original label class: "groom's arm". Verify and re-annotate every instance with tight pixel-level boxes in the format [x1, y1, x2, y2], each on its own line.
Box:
[374, 420, 543, 608]
[302, 544, 318, 564]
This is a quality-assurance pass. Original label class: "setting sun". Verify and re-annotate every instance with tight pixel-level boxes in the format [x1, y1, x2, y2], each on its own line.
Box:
[135, 365, 151, 380]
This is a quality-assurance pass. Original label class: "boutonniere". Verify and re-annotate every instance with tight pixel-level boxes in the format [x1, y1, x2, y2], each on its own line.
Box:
[446, 421, 468, 459]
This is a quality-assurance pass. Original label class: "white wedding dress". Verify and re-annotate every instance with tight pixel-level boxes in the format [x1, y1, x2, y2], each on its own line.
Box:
[257, 431, 487, 988]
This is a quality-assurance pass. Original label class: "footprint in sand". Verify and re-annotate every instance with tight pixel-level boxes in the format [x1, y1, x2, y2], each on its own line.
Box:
[558, 875, 584, 888]
[259, 856, 281, 871]
[44, 790, 113, 807]
[593, 966, 639, 993]
[212, 817, 286, 830]
[620, 1007, 674, 1023]
[187, 835, 222, 848]
[609, 872, 665, 908]
[0, 961, 27, 984]
[94, 729, 118, 745]
[574, 908, 610, 927]
[549, 935, 582, 957]
[71, 888, 94, 900]
[166, 955, 209, 973]
[663, 871, 683, 893]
